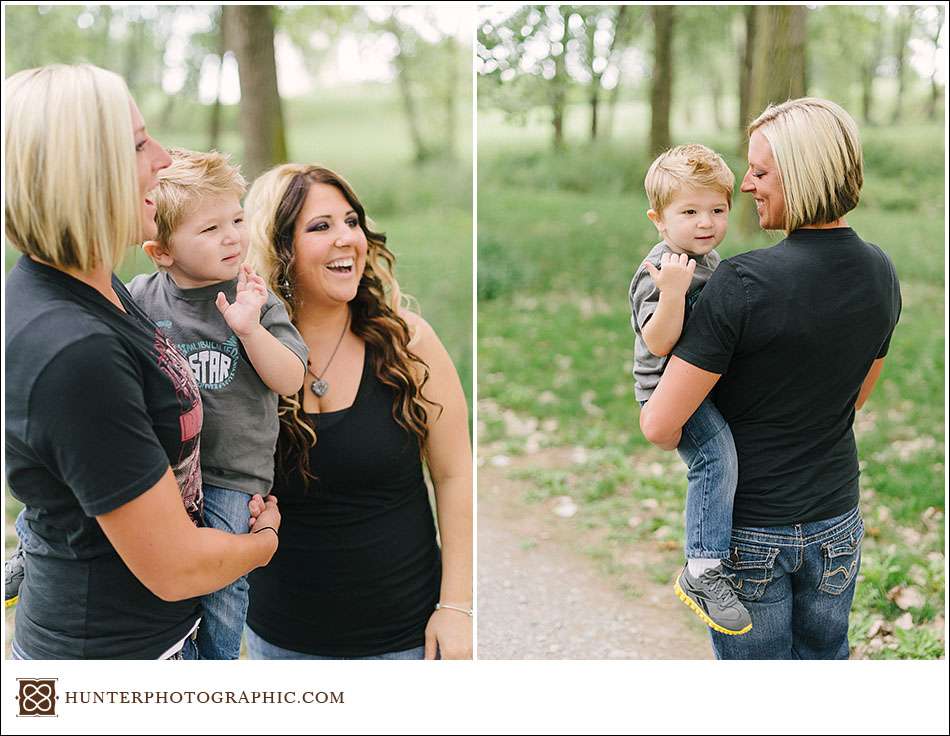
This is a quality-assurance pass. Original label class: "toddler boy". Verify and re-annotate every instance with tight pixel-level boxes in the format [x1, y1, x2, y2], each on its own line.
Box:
[128, 148, 308, 658]
[629, 144, 750, 636]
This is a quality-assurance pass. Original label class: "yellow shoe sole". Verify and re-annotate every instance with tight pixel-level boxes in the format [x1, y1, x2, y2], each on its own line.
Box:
[5, 595, 18, 609]
[674, 578, 752, 636]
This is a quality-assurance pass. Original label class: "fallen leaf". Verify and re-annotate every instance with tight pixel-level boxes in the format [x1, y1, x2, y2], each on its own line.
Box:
[553, 496, 577, 518]
[895, 587, 926, 611]
[866, 619, 886, 638]
[641, 498, 659, 510]
[894, 612, 914, 630]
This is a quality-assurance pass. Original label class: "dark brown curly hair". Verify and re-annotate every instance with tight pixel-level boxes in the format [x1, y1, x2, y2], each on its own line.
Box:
[245, 164, 436, 484]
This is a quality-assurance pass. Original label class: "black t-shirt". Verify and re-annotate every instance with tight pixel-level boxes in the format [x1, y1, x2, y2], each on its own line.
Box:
[246, 349, 441, 657]
[5, 256, 204, 659]
[673, 228, 901, 527]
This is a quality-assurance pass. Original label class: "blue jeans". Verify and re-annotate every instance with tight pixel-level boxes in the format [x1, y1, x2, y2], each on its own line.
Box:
[14, 509, 47, 555]
[711, 505, 864, 660]
[184, 484, 255, 660]
[245, 627, 427, 660]
[642, 397, 738, 560]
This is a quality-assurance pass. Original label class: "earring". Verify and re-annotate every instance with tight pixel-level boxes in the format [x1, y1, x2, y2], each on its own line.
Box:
[278, 265, 293, 302]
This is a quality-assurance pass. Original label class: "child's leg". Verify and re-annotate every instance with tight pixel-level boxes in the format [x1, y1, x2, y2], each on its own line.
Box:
[5, 512, 27, 606]
[676, 397, 738, 567]
[672, 398, 749, 634]
[188, 484, 255, 660]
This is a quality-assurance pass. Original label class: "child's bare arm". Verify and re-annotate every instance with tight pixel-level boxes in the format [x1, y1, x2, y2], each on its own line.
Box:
[236, 327, 305, 395]
[640, 253, 696, 357]
[215, 265, 306, 396]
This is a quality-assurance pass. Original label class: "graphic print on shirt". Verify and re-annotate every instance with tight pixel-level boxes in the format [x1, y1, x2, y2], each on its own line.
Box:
[177, 335, 241, 391]
[153, 330, 204, 525]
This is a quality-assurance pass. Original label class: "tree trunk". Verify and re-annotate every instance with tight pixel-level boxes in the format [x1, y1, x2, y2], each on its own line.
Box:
[605, 77, 623, 140]
[208, 8, 228, 151]
[603, 6, 629, 140]
[891, 6, 915, 124]
[591, 5, 627, 142]
[387, 17, 429, 164]
[711, 73, 725, 132]
[860, 11, 886, 126]
[123, 18, 145, 98]
[740, 6, 806, 235]
[748, 5, 806, 114]
[94, 6, 113, 68]
[394, 50, 428, 164]
[927, 6, 945, 120]
[738, 5, 757, 142]
[551, 6, 570, 149]
[444, 34, 459, 159]
[649, 5, 674, 157]
[228, 5, 288, 181]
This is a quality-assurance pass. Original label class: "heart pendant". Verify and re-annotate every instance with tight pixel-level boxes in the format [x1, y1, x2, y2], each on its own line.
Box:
[310, 378, 329, 397]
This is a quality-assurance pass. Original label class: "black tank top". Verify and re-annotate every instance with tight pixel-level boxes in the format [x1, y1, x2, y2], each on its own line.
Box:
[246, 348, 441, 657]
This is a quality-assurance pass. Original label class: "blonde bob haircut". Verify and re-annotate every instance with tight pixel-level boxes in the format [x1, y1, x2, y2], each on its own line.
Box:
[748, 97, 863, 232]
[4, 64, 140, 272]
[644, 143, 735, 214]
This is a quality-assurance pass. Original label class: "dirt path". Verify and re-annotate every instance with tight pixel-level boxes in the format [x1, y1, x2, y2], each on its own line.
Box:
[477, 452, 711, 660]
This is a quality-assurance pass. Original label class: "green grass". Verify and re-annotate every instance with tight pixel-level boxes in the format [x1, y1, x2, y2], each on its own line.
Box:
[478, 101, 945, 660]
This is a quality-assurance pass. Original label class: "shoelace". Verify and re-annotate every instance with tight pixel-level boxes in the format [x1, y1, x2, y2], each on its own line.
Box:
[698, 567, 740, 605]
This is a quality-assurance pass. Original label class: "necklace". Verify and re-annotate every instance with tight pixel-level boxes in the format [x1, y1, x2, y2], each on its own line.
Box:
[306, 312, 350, 397]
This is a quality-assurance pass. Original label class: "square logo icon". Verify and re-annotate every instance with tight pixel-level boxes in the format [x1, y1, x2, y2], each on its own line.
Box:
[17, 679, 57, 717]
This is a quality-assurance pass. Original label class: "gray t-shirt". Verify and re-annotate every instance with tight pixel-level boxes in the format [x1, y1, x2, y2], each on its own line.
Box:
[628, 241, 720, 402]
[128, 272, 308, 494]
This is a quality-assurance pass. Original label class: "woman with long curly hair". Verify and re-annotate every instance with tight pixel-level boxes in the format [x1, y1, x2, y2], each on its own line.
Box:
[242, 164, 473, 659]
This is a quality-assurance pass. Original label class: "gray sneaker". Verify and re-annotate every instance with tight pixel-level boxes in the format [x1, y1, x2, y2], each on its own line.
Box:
[5, 543, 25, 608]
[674, 563, 752, 636]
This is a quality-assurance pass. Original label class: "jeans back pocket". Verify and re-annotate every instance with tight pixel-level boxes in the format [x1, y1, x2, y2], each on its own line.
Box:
[818, 520, 864, 595]
[722, 543, 779, 602]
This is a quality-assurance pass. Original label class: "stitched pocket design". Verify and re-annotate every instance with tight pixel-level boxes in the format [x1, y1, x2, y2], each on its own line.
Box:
[722, 543, 779, 602]
[819, 520, 864, 595]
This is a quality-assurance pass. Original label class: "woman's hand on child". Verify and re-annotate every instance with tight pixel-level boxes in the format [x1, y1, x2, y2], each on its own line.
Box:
[215, 264, 269, 338]
[644, 252, 696, 296]
[247, 493, 266, 526]
[247, 493, 280, 531]
[247, 493, 280, 533]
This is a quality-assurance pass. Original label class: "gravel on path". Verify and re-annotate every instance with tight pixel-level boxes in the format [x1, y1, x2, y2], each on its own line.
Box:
[478, 457, 712, 660]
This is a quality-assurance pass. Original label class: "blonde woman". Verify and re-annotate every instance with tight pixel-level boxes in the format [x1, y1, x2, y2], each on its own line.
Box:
[243, 165, 473, 660]
[4, 64, 280, 659]
[640, 98, 901, 659]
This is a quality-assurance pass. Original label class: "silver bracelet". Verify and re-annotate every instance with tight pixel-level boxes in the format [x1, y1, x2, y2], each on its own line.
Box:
[435, 602, 473, 618]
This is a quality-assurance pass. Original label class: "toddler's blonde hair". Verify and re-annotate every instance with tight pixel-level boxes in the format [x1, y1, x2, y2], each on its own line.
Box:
[153, 148, 247, 245]
[644, 144, 735, 214]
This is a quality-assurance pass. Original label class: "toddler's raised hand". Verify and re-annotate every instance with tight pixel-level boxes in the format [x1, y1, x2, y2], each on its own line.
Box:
[215, 263, 268, 337]
[643, 252, 696, 297]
